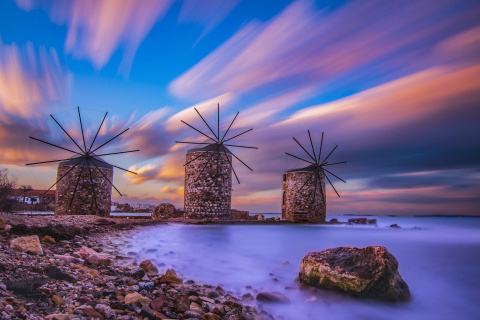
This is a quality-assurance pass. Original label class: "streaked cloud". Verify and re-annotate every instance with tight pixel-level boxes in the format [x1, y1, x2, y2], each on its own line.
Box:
[16, 0, 173, 76]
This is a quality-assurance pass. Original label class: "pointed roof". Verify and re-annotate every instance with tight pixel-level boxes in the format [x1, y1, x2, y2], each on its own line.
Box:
[286, 164, 318, 173]
[59, 154, 113, 169]
[187, 143, 233, 155]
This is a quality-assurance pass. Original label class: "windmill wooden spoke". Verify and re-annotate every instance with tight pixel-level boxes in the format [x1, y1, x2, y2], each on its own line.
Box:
[323, 168, 346, 183]
[321, 145, 338, 165]
[91, 128, 130, 153]
[223, 128, 253, 143]
[230, 150, 253, 171]
[194, 107, 218, 140]
[318, 132, 324, 163]
[93, 158, 138, 175]
[26, 156, 83, 166]
[184, 144, 217, 166]
[222, 148, 240, 184]
[91, 160, 122, 196]
[77, 107, 87, 151]
[50, 114, 84, 153]
[325, 173, 340, 197]
[217, 103, 220, 140]
[181, 120, 217, 143]
[323, 161, 347, 167]
[308, 130, 317, 162]
[297, 172, 315, 194]
[316, 170, 326, 204]
[285, 152, 315, 165]
[223, 144, 258, 149]
[43, 158, 84, 193]
[88, 112, 107, 152]
[175, 141, 212, 145]
[69, 162, 86, 207]
[29, 136, 83, 155]
[86, 160, 98, 209]
[195, 146, 218, 183]
[293, 137, 316, 162]
[221, 111, 239, 141]
[91, 150, 140, 157]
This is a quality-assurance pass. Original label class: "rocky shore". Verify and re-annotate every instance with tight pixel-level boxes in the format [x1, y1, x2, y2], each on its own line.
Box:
[0, 214, 274, 320]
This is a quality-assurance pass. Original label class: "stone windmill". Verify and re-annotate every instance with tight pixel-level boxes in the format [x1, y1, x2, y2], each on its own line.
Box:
[27, 107, 138, 216]
[176, 104, 257, 218]
[282, 131, 346, 223]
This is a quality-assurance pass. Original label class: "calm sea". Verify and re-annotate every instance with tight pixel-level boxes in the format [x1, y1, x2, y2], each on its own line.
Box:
[112, 215, 480, 320]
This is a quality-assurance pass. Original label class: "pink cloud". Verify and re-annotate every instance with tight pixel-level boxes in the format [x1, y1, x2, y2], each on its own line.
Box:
[16, 0, 173, 76]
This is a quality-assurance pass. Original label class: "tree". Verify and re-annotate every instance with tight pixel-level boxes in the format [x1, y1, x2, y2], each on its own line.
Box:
[0, 167, 18, 213]
[19, 184, 33, 203]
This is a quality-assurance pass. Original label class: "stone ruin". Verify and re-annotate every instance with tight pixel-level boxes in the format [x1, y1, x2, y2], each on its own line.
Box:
[231, 209, 250, 220]
[152, 203, 184, 219]
[282, 166, 326, 223]
[184, 145, 232, 219]
[55, 156, 113, 216]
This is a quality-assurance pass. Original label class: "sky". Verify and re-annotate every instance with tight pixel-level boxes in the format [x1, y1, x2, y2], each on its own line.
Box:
[0, 0, 479, 216]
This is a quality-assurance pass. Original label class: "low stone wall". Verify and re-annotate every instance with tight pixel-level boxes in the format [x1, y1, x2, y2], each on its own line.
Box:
[152, 203, 183, 219]
[231, 209, 250, 220]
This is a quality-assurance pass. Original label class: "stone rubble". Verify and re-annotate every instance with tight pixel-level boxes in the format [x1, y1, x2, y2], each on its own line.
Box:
[0, 214, 274, 320]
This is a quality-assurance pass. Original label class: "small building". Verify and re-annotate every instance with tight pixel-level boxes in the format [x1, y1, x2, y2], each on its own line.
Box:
[12, 189, 56, 205]
[282, 165, 326, 223]
[184, 144, 233, 218]
[55, 155, 113, 216]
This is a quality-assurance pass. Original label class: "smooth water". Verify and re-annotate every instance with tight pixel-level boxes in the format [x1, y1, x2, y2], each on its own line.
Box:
[116, 216, 480, 319]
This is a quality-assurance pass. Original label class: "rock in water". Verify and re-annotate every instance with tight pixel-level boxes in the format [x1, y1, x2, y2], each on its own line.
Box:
[10, 235, 43, 255]
[256, 292, 291, 304]
[299, 246, 410, 302]
[139, 259, 158, 275]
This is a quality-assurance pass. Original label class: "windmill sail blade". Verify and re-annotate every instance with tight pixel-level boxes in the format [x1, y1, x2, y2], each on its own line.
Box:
[92, 150, 140, 157]
[91, 128, 130, 153]
[323, 168, 346, 183]
[194, 146, 218, 182]
[184, 144, 217, 166]
[229, 150, 253, 171]
[325, 173, 340, 197]
[181, 120, 217, 143]
[43, 158, 84, 193]
[221, 112, 239, 141]
[88, 112, 107, 152]
[69, 162, 86, 207]
[315, 170, 326, 204]
[321, 145, 338, 164]
[77, 107, 87, 151]
[29, 136, 82, 155]
[297, 172, 315, 193]
[91, 160, 122, 196]
[222, 148, 240, 184]
[308, 130, 317, 162]
[318, 132, 324, 163]
[285, 152, 315, 165]
[223, 144, 258, 149]
[93, 158, 137, 175]
[293, 137, 316, 162]
[223, 128, 253, 143]
[26, 156, 83, 166]
[323, 161, 347, 167]
[194, 108, 218, 140]
[50, 114, 84, 153]
[217, 103, 220, 140]
[86, 160, 98, 209]
[175, 141, 212, 145]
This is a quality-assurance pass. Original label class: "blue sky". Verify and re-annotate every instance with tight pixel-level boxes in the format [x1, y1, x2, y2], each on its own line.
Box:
[1, 0, 479, 215]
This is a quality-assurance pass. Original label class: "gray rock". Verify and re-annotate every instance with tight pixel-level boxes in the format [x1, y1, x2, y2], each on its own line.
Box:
[256, 292, 290, 304]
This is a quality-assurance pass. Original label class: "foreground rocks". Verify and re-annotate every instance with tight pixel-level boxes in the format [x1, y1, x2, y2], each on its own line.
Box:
[0, 215, 272, 320]
[299, 246, 410, 302]
[10, 235, 43, 255]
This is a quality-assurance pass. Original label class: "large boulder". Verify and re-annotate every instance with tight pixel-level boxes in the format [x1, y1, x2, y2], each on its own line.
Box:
[0, 217, 6, 232]
[299, 246, 410, 302]
[152, 203, 177, 219]
[75, 246, 114, 265]
[139, 259, 158, 275]
[10, 235, 43, 255]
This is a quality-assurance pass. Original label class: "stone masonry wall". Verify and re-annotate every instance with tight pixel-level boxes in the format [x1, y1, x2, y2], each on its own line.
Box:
[184, 151, 232, 218]
[55, 165, 113, 216]
[282, 171, 326, 223]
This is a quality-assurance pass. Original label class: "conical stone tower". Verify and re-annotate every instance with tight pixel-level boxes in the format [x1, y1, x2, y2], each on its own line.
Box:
[55, 155, 113, 216]
[184, 144, 233, 219]
[282, 165, 326, 223]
